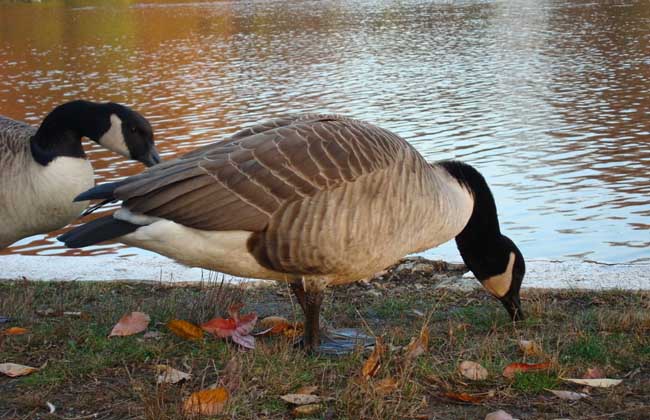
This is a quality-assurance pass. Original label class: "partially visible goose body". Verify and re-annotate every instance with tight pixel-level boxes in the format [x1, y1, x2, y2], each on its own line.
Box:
[59, 114, 525, 353]
[0, 101, 160, 249]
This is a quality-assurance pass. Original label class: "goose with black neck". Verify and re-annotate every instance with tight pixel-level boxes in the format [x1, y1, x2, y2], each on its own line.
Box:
[0, 100, 161, 249]
[58, 114, 525, 353]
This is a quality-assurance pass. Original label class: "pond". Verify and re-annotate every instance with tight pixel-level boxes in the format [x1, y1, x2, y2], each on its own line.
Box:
[1, 0, 649, 270]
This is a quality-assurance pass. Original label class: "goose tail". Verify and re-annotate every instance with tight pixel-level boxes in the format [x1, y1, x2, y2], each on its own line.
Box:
[58, 215, 138, 248]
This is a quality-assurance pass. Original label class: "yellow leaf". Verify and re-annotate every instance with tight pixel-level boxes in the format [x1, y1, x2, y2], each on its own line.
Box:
[166, 319, 204, 340]
[292, 404, 323, 417]
[1, 327, 28, 336]
[109, 312, 150, 337]
[361, 337, 385, 380]
[0, 362, 38, 377]
[183, 387, 229, 416]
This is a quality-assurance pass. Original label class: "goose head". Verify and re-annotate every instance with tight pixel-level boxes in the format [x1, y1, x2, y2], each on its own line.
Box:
[474, 235, 525, 321]
[91, 102, 160, 167]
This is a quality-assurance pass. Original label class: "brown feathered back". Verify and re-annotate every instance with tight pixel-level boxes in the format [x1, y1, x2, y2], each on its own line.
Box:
[116, 114, 416, 233]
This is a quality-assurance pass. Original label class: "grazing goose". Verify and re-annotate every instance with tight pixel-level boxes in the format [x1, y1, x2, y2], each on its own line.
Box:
[0, 100, 160, 249]
[59, 114, 525, 353]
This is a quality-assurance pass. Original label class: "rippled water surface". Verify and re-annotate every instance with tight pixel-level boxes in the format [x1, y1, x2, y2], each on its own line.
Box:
[1, 0, 649, 264]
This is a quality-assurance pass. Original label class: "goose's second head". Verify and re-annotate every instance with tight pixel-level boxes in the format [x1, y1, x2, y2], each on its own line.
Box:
[474, 235, 526, 321]
[91, 103, 160, 167]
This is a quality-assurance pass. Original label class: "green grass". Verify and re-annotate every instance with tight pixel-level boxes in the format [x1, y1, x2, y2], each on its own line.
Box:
[512, 371, 559, 394]
[1, 278, 649, 419]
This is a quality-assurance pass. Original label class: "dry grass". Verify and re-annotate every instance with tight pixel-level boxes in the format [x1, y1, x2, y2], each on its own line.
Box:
[1, 268, 649, 419]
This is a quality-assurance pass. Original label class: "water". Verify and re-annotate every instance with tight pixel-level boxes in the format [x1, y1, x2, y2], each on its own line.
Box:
[1, 0, 649, 266]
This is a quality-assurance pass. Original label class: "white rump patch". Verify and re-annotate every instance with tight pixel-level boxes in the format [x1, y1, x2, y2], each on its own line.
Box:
[98, 114, 130, 158]
[482, 252, 516, 298]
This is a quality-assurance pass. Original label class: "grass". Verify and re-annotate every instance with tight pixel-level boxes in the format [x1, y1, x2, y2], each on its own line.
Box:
[1, 265, 649, 419]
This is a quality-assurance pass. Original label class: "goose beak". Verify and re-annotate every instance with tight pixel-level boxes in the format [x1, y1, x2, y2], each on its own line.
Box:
[140, 147, 161, 167]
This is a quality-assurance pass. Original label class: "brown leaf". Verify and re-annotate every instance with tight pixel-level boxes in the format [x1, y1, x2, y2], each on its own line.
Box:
[562, 378, 622, 388]
[361, 337, 385, 380]
[295, 385, 318, 395]
[518, 339, 544, 357]
[374, 377, 399, 396]
[166, 319, 204, 340]
[405, 328, 429, 360]
[292, 404, 323, 417]
[459, 361, 488, 381]
[109, 312, 150, 337]
[280, 394, 321, 405]
[582, 367, 605, 379]
[503, 361, 552, 379]
[155, 365, 192, 384]
[1, 327, 28, 336]
[442, 391, 484, 403]
[183, 387, 229, 416]
[0, 362, 38, 377]
[485, 410, 518, 420]
[548, 389, 589, 400]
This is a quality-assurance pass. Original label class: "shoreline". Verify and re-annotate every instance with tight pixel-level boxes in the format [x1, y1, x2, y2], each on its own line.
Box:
[1, 254, 649, 290]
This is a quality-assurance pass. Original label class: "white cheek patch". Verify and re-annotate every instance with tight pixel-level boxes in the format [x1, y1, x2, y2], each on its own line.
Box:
[98, 114, 130, 158]
[482, 252, 516, 298]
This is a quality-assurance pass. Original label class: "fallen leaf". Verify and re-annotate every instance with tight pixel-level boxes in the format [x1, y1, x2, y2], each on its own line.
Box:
[202, 305, 257, 349]
[1, 327, 28, 336]
[562, 378, 622, 388]
[167, 320, 204, 340]
[46, 402, 56, 414]
[232, 332, 255, 349]
[361, 337, 385, 380]
[485, 410, 518, 420]
[518, 339, 544, 357]
[548, 389, 589, 400]
[109, 312, 150, 337]
[292, 404, 323, 417]
[295, 385, 318, 395]
[0, 362, 38, 377]
[405, 328, 429, 360]
[503, 361, 552, 379]
[155, 365, 192, 384]
[280, 394, 321, 405]
[259, 316, 291, 334]
[459, 361, 488, 381]
[374, 377, 399, 396]
[582, 367, 604, 379]
[183, 387, 229, 416]
[442, 391, 484, 403]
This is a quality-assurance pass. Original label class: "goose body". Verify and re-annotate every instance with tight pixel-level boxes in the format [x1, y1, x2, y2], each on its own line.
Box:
[60, 114, 525, 351]
[0, 101, 160, 249]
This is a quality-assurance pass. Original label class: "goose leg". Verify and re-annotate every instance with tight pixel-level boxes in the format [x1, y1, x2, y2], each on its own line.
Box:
[290, 281, 374, 355]
[290, 281, 322, 352]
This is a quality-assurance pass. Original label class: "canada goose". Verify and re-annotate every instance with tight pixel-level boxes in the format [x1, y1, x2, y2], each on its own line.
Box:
[59, 114, 525, 353]
[0, 100, 160, 249]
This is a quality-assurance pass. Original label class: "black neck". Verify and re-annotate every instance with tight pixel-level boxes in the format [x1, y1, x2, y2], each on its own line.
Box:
[30, 101, 100, 165]
[439, 161, 507, 279]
